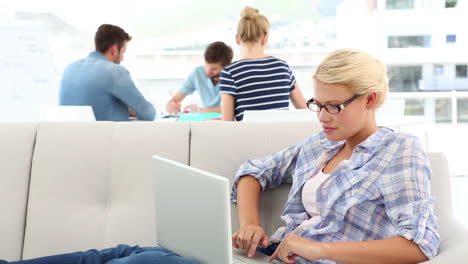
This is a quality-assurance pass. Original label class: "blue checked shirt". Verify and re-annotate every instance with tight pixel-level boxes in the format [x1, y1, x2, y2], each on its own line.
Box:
[231, 127, 439, 264]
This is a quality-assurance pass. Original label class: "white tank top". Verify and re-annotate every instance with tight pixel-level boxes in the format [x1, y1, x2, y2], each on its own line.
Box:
[302, 168, 331, 216]
[295, 167, 331, 232]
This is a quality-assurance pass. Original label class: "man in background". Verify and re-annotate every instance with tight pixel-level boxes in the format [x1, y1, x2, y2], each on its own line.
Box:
[165, 41, 233, 114]
[60, 24, 155, 121]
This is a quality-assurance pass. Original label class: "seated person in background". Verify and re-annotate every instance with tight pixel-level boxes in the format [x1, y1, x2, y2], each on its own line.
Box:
[165, 41, 233, 114]
[219, 6, 307, 121]
[59, 24, 155, 121]
[232, 49, 439, 263]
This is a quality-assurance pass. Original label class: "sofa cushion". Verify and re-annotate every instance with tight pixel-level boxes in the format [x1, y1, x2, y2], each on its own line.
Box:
[22, 122, 190, 259]
[0, 123, 37, 261]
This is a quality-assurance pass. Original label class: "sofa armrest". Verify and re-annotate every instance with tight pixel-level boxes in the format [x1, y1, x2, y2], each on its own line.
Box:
[423, 242, 468, 263]
[423, 219, 468, 263]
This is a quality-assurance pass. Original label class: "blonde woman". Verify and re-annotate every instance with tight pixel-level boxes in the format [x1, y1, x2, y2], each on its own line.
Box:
[219, 6, 307, 121]
[231, 49, 439, 263]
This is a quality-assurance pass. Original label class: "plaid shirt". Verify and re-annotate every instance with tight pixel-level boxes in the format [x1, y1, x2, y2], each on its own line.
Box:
[231, 127, 439, 264]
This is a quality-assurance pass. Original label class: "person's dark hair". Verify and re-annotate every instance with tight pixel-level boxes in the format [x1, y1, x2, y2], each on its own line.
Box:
[204, 41, 233, 67]
[95, 24, 132, 53]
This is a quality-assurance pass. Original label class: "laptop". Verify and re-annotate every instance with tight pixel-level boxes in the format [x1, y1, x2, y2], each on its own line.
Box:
[152, 155, 282, 264]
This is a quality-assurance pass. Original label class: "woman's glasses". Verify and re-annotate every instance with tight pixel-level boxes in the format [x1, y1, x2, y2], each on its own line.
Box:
[306, 94, 362, 114]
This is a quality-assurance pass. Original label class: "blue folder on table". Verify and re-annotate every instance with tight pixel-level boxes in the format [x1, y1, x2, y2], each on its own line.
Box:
[177, 112, 221, 121]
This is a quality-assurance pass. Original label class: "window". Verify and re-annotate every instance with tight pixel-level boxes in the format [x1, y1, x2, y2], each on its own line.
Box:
[435, 98, 452, 123]
[388, 35, 431, 48]
[458, 98, 468, 123]
[434, 64, 444, 76]
[404, 98, 425, 115]
[446, 0, 457, 8]
[446, 34, 457, 43]
[456, 65, 468, 78]
[388, 65, 423, 92]
[386, 0, 414, 9]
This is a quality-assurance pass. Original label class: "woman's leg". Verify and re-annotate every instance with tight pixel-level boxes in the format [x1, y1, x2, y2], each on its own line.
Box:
[4, 245, 145, 264]
[105, 247, 199, 264]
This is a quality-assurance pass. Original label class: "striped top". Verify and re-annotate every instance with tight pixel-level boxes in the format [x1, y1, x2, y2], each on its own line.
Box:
[219, 56, 296, 121]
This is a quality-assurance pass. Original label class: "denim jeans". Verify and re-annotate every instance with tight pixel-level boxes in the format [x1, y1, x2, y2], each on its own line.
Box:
[0, 245, 199, 264]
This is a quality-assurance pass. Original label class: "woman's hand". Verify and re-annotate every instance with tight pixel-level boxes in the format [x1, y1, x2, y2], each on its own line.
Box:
[268, 234, 325, 263]
[232, 225, 269, 258]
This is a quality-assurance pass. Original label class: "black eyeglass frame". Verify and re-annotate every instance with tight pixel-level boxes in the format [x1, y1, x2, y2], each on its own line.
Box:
[306, 94, 362, 114]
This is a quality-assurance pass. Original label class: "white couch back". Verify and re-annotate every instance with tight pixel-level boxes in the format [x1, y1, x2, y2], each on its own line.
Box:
[0, 123, 37, 261]
[0, 121, 453, 261]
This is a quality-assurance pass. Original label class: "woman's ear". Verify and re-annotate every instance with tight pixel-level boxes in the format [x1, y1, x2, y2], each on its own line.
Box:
[261, 34, 269, 46]
[235, 34, 240, 45]
[366, 92, 378, 109]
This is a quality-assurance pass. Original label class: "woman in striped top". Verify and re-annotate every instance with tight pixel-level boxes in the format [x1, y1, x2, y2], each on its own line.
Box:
[219, 6, 307, 121]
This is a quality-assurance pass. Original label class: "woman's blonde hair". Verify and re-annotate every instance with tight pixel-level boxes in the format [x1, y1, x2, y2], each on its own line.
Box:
[237, 6, 270, 42]
[313, 49, 389, 108]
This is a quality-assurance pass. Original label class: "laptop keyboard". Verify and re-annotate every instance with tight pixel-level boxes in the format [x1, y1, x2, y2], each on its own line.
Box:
[232, 257, 247, 264]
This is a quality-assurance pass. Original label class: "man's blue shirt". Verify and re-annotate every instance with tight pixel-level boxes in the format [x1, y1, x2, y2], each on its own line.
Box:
[178, 66, 220, 108]
[59, 52, 155, 121]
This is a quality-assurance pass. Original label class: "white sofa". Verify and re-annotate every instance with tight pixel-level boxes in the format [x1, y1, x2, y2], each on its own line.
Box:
[0, 121, 466, 263]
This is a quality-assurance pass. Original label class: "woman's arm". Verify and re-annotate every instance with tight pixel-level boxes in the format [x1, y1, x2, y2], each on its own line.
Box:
[231, 139, 311, 257]
[232, 176, 269, 257]
[290, 83, 307, 109]
[322, 236, 428, 264]
[270, 234, 428, 264]
[221, 93, 235, 121]
[236, 176, 262, 228]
